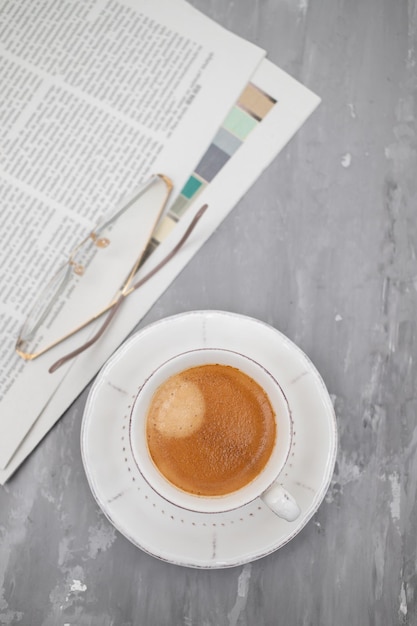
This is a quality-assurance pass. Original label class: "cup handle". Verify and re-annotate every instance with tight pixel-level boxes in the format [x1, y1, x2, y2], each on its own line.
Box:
[260, 483, 301, 522]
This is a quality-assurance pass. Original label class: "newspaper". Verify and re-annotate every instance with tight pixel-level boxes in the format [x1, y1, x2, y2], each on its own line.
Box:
[0, 0, 265, 471]
[0, 1, 320, 482]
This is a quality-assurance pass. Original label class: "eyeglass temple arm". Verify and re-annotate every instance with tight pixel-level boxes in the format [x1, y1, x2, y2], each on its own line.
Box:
[125, 202, 208, 295]
[49, 203, 208, 373]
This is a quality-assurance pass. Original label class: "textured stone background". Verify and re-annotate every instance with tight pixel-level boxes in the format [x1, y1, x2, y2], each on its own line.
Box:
[1, 0, 417, 624]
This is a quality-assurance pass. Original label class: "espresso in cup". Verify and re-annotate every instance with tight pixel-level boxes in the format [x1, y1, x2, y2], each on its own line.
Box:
[146, 363, 276, 497]
[130, 348, 300, 521]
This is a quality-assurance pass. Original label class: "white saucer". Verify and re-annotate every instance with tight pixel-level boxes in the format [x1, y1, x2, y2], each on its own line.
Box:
[81, 310, 337, 568]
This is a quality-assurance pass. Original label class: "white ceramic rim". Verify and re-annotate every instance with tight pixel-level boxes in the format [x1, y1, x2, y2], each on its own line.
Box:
[129, 348, 293, 513]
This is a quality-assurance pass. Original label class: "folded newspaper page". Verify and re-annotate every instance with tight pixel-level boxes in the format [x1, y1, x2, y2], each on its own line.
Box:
[0, 0, 265, 471]
[0, 0, 319, 482]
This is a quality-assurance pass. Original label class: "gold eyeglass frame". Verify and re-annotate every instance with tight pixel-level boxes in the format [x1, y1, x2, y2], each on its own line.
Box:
[15, 173, 208, 372]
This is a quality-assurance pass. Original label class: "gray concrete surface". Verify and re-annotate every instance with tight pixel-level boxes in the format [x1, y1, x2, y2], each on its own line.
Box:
[1, 0, 417, 624]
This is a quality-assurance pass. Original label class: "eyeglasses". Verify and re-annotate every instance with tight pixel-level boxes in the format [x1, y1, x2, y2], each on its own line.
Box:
[15, 174, 207, 373]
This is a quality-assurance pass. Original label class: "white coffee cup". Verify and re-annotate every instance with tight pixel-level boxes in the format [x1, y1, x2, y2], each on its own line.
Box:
[129, 348, 300, 521]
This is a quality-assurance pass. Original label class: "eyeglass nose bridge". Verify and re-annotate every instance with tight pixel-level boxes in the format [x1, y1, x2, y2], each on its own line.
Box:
[69, 261, 85, 276]
[95, 236, 111, 248]
[90, 231, 111, 248]
[68, 229, 112, 276]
